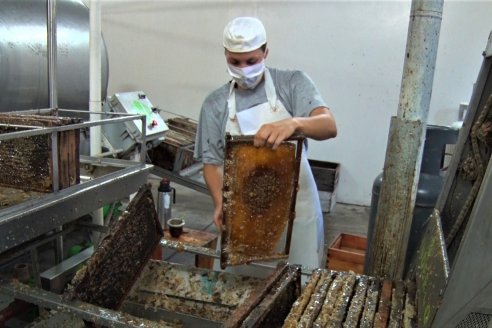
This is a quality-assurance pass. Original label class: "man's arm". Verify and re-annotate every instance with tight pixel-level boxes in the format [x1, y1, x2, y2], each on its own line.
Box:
[254, 106, 337, 149]
[203, 163, 224, 231]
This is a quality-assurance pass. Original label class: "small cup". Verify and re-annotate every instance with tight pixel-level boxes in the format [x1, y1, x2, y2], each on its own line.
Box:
[14, 263, 30, 284]
[167, 218, 185, 238]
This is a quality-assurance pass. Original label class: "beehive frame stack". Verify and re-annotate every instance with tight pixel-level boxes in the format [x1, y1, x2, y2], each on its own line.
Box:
[283, 269, 417, 327]
[149, 116, 198, 172]
[0, 113, 80, 192]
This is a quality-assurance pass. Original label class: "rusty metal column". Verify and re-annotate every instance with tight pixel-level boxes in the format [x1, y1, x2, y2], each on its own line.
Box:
[365, 0, 444, 279]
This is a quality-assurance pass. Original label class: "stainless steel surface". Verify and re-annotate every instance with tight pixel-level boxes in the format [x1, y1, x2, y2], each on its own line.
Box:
[47, 0, 65, 265]
[0, 110, 146, 142]
[26, 311, 86, 328]
[160, 238, 219, 259]
[0, 160, 152, 253]
[40, 246, 93, 293]
[123, 261, 300, 328]
[0, 278, 173, 328]
[152, 165, 208, 195]
[102, 91, 168, 157]
[0, 112, 152, 253]
[0, 0, 108, 112]
[432, 152, 492, 326]
[159, 238, 315, 276]
[422, 33, 492, 327]
[435, 44, 492, 260]
[47, 0, 58, 110]
[157, 178, 174, 230]
[122, 301, 222, 328]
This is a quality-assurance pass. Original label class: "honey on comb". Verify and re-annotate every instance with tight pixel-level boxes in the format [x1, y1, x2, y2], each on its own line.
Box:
[241, 166, 282, 216]
[221, 137, 303, 267]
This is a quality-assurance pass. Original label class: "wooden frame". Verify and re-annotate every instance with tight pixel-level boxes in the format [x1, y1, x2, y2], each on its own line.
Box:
[327, 233, 367, 274]
[220, 134, 303, 269]
[0, 113, 80, 193]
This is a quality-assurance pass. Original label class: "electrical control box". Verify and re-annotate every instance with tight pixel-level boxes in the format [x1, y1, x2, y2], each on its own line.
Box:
[102, 91, 168, 156]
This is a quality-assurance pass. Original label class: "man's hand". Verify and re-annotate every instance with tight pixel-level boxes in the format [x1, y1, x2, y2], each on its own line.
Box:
[213, 206, 223, 231]
[203, 164, 225, 233]
[254, 118, 297, 149]
[254, 107, 337, 149]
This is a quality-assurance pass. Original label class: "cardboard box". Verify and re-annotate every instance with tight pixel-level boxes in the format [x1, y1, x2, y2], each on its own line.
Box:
[327, 233, 367, 274]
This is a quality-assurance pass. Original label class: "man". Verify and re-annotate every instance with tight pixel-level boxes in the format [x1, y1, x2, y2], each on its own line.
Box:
[194, 16, 337, 274]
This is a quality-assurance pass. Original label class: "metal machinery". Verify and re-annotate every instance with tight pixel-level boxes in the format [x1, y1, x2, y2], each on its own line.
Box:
[429, 32, 492, 327]
[0, 108, 154, 324]
[101, 90, 208, 194]
[148, 110, 208, 194]
[0, 1, 304, 326]
[0, 109, 302, 327]
[1, 0, 491, 325]
[102, 91, 169, 158]
[0, 0, 109, 112]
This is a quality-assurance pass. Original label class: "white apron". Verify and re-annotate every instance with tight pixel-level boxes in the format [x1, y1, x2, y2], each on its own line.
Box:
[215, 69, 324, 277]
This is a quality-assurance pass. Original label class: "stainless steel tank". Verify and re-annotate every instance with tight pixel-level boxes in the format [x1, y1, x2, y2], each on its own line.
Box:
[0, 0, 109, 112]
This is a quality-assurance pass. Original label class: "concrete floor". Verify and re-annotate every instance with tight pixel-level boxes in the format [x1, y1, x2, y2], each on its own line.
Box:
[148, 174, 370, 267]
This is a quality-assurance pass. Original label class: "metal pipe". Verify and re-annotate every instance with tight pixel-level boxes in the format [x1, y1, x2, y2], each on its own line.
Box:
[47, 0, 58, 111]
[0, 114, 147, 141]
[365, 0, 444, 279]
[89, 0, 104, 244]
[47, 0, 65, 264]
[89, 0, 102, 157]
[159, 239, 315, 276]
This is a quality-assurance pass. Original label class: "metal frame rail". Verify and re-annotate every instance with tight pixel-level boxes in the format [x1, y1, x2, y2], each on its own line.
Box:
[0, 109, 152, 255]
[0, 277, 167, 328]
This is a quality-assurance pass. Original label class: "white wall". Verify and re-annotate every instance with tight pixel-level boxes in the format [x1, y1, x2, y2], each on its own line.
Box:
[99, 0, 492, 206]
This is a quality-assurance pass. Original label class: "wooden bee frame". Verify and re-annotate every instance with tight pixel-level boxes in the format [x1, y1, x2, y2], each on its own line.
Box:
[66, 184, 163, 310]
[0, 113, 80, 193]
[221, 134, 304, 269]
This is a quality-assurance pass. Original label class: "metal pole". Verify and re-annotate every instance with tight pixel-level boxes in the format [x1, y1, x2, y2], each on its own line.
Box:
[47, 0, 57, 111]
[47, 0, 64, 264]
[89, 0, 104, 244]
[89, 0, 102, 156]
[365, 0, 444, 279]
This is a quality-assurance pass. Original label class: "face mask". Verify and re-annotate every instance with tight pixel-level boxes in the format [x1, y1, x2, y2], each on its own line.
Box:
[227, 60, 265, 89]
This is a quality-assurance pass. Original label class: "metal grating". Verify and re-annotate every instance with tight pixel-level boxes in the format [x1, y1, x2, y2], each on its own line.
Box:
[456, 312, 492, 328]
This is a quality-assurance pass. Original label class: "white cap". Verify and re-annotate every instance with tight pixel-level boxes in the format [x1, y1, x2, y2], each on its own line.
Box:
[223, 17, 267, 53]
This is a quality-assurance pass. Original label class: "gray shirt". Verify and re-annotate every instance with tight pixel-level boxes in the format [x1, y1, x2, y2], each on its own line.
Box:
[194, 67, 327, 165]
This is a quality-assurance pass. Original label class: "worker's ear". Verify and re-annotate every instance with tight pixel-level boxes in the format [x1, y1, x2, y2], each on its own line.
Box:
[264, 47, 269, 60]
